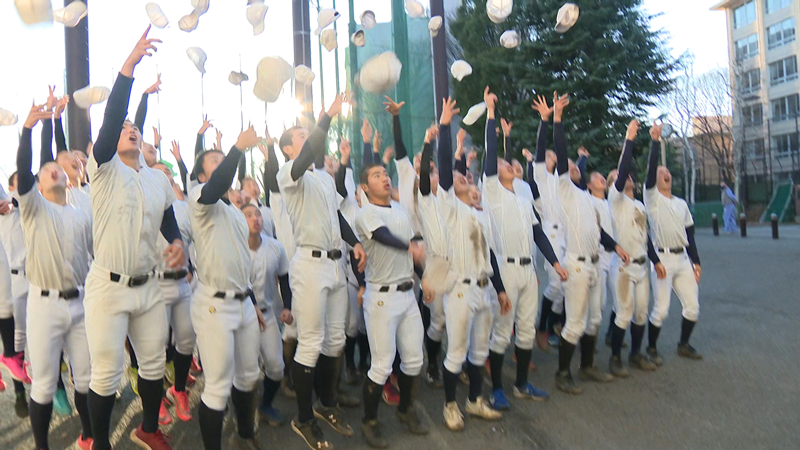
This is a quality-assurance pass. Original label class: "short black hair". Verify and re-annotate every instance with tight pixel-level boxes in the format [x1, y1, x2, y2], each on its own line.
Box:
[192, 149, 225, 180]
[279, 127, 304, 153]
[240, 202, 258, 213]
[359, 163, 384, 186]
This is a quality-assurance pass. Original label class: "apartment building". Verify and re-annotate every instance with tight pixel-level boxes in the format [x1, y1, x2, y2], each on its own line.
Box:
[713, 0, 800, 181]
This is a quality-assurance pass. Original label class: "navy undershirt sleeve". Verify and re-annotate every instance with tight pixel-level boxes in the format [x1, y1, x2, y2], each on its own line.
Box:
[16, 128, 35, 195]
[599, 229, 618, 252]
[292, 114, 332, 181]
[554, 122, 568, 176]
[616, 139, 634, 192]
[533, 224, 559, 266]
[338, 210, 360, 248]
[686, 226, 700, 265]
[489, 250, 506, 294]
[645, 140, 660, 190]
[198, 146, 242, 205]
[371, 226, 409, 250]
[278, 274, 292, 310]
[438, 124, 453, 191]
[535, 120, 550, 163]
[159, 205, 182, 244]
[94, 74, 134, 166]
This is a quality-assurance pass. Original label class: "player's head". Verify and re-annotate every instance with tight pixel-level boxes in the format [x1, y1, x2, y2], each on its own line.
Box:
[720, 181, 727, 189]
[117, 120, 143, 156]
[511, 159, 523, 179]
[74, 149, 87, 168]
[242, 176, 260, 201]
[468, 184, 482, 208]
[588, 171, 607, 195]
[497, 158, 515, 184]
[453, 170, 469, 196]
[152, 163, 175, 187]
[279, 126, 309, 161]
[545, 150, 557, 173]
[37, 161, 68, 193]
[359, 163, 391, 203]
[142, 142, 158, 167]
[55, 151, 82, 184]
[195, 149, 225, 183]
[568, 159, 581, 184]
[657, 166, 672, 191]
[8, 172, 18, 191]
[241, 203, 263, 235]
[240, 189, 253, 206]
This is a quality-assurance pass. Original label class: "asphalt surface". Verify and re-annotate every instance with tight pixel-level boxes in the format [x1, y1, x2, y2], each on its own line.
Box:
[1, 227, 799, 449]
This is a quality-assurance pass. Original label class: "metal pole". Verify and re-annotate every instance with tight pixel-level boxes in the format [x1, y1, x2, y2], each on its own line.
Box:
[292, 0, 314, 129]
[64, 0, 91, 152]
[391, 0, 413, 154]
[347, 0, 361, 158]
[660, 139, 667, 168]
[430, 0, 448, 122]
[317, 1, 326, 112]
[156, 64, 162, 160]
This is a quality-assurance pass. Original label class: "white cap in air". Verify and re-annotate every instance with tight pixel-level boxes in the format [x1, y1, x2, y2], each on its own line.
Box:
[500, 30, 520, 48]
[360, 10, 376, 29]
[555, 3, 579, 33]
[405, 0, 425, 18]
[487, 0, 512, 24]
[228, 71, 249, 86]
[73, 85, 111, 109]
[179, 13, 199, 32]
[253, 56, 294, 103]
[192, 0, 210, 17]
[360, 52, 403, 94]
[429, 16, 443, 37]
[53, 1, 87, 28]
[187, 47, 208, 74]
[321, 29, 338, 52]
[295, 65, 316, 85]
[450, 60, 473, 81]
[351, 30, 366, 47]
[0, 109, 18, 127]
[14, 0, 53, 26]
[462, 102, 487, 126]
[146, 3, 169, 29]
[315, 8, 340, 35]
[246, 2, 269, 36]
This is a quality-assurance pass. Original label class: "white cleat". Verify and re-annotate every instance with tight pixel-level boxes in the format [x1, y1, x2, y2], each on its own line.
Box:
[465, 397, 503, 421]
[443, 401, 465, 431]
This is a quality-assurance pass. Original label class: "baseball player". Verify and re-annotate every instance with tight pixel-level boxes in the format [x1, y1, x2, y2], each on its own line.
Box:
[242, 202, 292, 426]
[354, 161, 429, 448]
[644, 123, 703, 364]
[15, 104, 94, 450]
[0, 220, 12, 394]
[549, 93, 629, 395]
[481, 88, 568, 410]
[277, 93, 367, 450]
[434, 97, 510, 431]
[83, 28, 184, 450]
[606, 120, 661, 376]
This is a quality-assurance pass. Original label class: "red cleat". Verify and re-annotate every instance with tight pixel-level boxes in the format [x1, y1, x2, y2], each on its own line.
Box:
[167, 386, 192, 422]
[158, 398, 172, 425]
[0, 372, 6, 392]
[186, 373, 196, 388]
[130, 425, 172, 450]
[190, 357, 202, 375]
[0, 353, 31, 384]
[76, 435, 94, 450]
[382, 379, 400, 406]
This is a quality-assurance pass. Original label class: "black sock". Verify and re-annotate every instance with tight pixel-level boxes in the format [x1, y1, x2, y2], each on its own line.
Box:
[357, 333, 369, 370]
[611, 323, 626, 357]
[0, 317, 16, 357]
[283, 339, 297, 381]
[648, 321, 661, 350]
[679, 318, 697, 345]
[397, 371, 414, 413]
[538, 297, 552, 332]
[425, 336, 441, 371]
[392, 351, 402, 375]
[231, 386, 257, 439]
[442, 367, 458, 403]
[630, 323, 645, 355]
[138, 377, 163, 433]
[74, 391, 92, 440]
[488, 351, 504, 391]
[466, 362, 483, 402]
[344, 336, 357, 370]
[362, 378, 382, 421]
[198, 401, 224, 450]
[87, 389, 115, 450]
[126, 338, 139, 369]
[56, 352, 66, 390]
[29, 399, 53, 450]
[13, 379, 24, 394]
[173, 352, 192, 392]
[579, 335, 596, 368]
[558, 339, 576, 373]
[261, 376, 281, 408]
[165, 343, 175, 364]
[607, 311, 617, 338]
[314, 355, 336, 408]
[560, 311, 567, 327]
[293, 362, 315, 423]
[514, 346, 532, 388]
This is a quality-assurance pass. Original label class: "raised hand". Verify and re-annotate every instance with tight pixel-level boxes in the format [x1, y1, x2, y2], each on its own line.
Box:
[483, 86, 498, 115]
[361, 118, 373, 142]
[439, 97, 460, 126]
[578, 146, 590, 158]
[373, 130, 382, 152]
[24, 103, 53, 129]
[626, 119, 640, 141]
[501, 118, 513, 136]
[54, 95, 70, 119]
[215, 129, 223, 150]
[531, 95, 553, 121]
[383, 96, 405, 116]
[382, 146, 394, 165]
[424, 124, 439, 144]
[258, 143, 269, 160]
[340, 139, 352, 164]
[152, 127, 161, 148]
[327, 92, 346, 117]
[552, 91, 570, 123]
[45, 85, 57, 111]
[457, 128, 467, 146]
[235, 125, 259, 150]
[144, 73, 162, 94]
[199, 114, 213, 134]
[522, 148, 533, 162]
[170, 140, 182, 161]
[650, 121, 664, 142]
[122, 25, 161, 77]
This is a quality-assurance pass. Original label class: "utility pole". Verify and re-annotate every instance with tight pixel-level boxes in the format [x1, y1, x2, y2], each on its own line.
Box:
[292, 0, 314, 129]
[64, 0, 91, 152]
[429, 0, 448, 121]
[391, 0, 413, 154]
[347, 0, 361, 154]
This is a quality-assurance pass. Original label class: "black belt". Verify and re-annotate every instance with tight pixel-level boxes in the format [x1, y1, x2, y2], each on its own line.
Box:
[213, 289, 252, 301]
[551, 224, 559, 230]
[40, 288, 80, 300]
[10, 269, 22, 275]
[410, 235, 424, 242]
[658, 247, 684, 254]
[311, 249, 343, 260]
[161, 269, 188, 280]
[632, 256, 647, 265]
[463, 278, 490, 288]
[110, 272, 151, 287]
[506, 257, 532, 266]
[378, 281, 414, 292]
[577, 255, 600, 264]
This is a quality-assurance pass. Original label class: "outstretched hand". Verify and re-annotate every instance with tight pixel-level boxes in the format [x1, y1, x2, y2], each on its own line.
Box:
[54, 95, 70, 119]
[650, 121, 664, 142]
[199, 115, 213, 134]
[383, 96, 405, 116]
[552, 91, 570, 123]
[122, 25, 161, 77]
[170, 140, 182, 161]
[501, 118, 513, 136]
[531, 95, 553, 121]
[24, 103, 53, 129]
[235, 125, 259, 150]
[626, 119, 640, 141]
[145, 73, 162, 94]
[440, 97, 460, 126]
[45, 85, 57, 111]
[361, 118, 373, 142]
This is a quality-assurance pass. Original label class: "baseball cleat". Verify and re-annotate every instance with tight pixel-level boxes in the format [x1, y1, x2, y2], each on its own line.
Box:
[167, 386, 192, 422]
[53, 386, 73, 416]
[361, 419, 389, 448]
[646, 347, 664, 366]
[443, 402, 464, 431]
[536, 332, 551, 352]
[466, 397, 503, 421]
[259, 405, 285, 427]
[190, 357, 203, 374]
[609, 356, 629, 378]
[281, 378, 297, 398]
[15, 391, 29, 418]
[76, 435, 94, 450]
[629, 353, 657, 371]
[490, 389, 511, 410]
[164, 360, 176, 385]
[555, 371, 582, 395]
[382, 381, 400, 406]
[229, 433, 262, 449]
[396, 407, 429, 435]
[579, 365, 614, 383]
[158, 398, 173, 425]
[128, 367, 140, 396]
[677, 344, 703, 360]
[547, 334, 560, 348]
[313, 402, 354, 437]
[130, 424, 172, 450]
[0, 374, 6, 393]
[291, 418, 333, 450]
[513, 383, 549, 401]
[0, 353, 31, 384]
[426, 365, 443, 389]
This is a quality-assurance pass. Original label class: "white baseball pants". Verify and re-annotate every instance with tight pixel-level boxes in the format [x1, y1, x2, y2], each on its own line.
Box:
[11, 274, 29, 352]
[611, 258, 650, 329]
[425, 291, 446, 342]
[443, 281, 493, 374]
[364, 287, 424, 385]
[27, 287, 91, 404]
[649, 252, 699, 327]
[84, 268, 168, 397]
[489, 261, 539, 353]
[541, 222, 566, 314]
[290, 250, 348, 368]
[561, 254, 603, 345]
[345, 281, 366, 338]
[159, 279, 195, 356]
[598, 251, 614, 312]
[259, 310, 285, 381]
[192, 283, 260, 411]
[0, 249, 12, 319]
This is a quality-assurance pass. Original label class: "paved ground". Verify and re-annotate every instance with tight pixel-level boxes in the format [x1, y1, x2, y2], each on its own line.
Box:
[1, 227, 799, 449]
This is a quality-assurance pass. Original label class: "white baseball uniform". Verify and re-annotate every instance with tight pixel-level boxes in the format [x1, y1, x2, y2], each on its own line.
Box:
[417, 186, 449, 342]
[249, 233, 288, 382]
[533, 161, 566, 311]
[355, 202, 423, 385]
[338, 166, 366, 339]
[0, 238, 12, 320]
[590, 195, 616, 314]
[269, 190, 298, 342]
[0, 191, 29, 353]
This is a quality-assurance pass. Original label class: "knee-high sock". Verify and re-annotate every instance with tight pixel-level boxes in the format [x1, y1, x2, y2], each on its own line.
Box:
[392, 351, 401, 375]
[362, 378, 382, 421]
[630, 323, 645, 355]
[314, 355, 337, 408]
[488, 351, 504, 391]
[514, 346, 532, 388]
[679, 318, 697, 345]
[558, 339, 576, 373]
[579, 335, 596, 369]
[610, 323, 626, 357]
[173, 351, 193, 392]
[231, 386, 257, 439]
[425, 336, 442, 372]
[357, 332, 370, 370]
[74, 391, 93, 440]
[606, 311, 617, 337]
[13, 379, 24, 394]
[261, 376, 281, 408]
[29, 399, 53, 450]
[283, 339, 297, 381]
[293, 362, 315, 423]
[648, 321, 661, 349]
[198, 401, 224, 450]
[538, 297, 552, 332]
[466, 362, 483, 402]
[87, 390, 115, 450]
[344, 336, 357, 370]
[138, 377, 163, 433]
[397, 371, 415, 413]
[0, 317, 17, 357]
[126, 338, 139, 369]
[442, 368, 459, 404]
[165, 329, 175, 362]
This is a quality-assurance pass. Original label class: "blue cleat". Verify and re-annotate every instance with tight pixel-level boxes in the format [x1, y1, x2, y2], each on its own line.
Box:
[490, 389, 511, 410]
[53, 387, 73, 416]
[259, 405, 285, 427]
[513, 382, 550, 402]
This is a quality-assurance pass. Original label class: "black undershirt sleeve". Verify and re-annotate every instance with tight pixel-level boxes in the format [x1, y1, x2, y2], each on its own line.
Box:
[489, 250, 506, 294]
[278, 273, 292, 310]
[159, 205, 182, 244]
[420, 142, 432, 196]
[362, 142, 373, 166]
[338, 210, 360, 248]
[438, 124, 453, 191]
[238, 152, 247, 186]
[616, 139, 634, 192]
[134, 92, 149, 131]
[533, 224, 559, 266]
[335, 159, 348, 198]
[371, 226, 409, 250]
[16, 128, 35, 196]
[685, 226, 701, 265]
[535, 120, 550, 163]
[197, 146, 242, 205]
[292, 114, 332, 181]
[454, 152, 468, 176]
[599, 229, 618, 252]
[647, 235, 660, 264]
[645, 140, 660, 190]
[393, 115, 408, 160]
[176, 158, 189, 195]
[554, 122, 568, 176]
[266, 143, 280, 194]
[485, 118, 498, 176]
[504, 135, 513, 163]
[94, 74, 134, 166]
[41, 118, 54, 168]
[350, 250, 366, 287]
[527, 163, 541, 200]
[576, 155, 588, 191]
[54, 118, 67, 152]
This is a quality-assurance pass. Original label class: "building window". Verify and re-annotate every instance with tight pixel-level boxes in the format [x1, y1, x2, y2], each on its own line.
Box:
[772, 94, 800, 121]
[735, 34, 759, 61]
[734, 1, 756, 29]
[769, 56, 798, 85]
[771, 133, 799, 156]
[742, 104, 764, 125]
[740, 68, 762, 94]
[768, 18, 796, 49]
[766, 0, 791, 14]
[745, 139, 766, 156]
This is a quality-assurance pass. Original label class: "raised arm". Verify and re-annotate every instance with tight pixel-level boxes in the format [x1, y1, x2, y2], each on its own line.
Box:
[41, 118, 54, 168]
[361, 118, 374, 166]
[291, 93, 343, 181]
[197, 126, 258, 205]
[531, 95, 553, 163]
[616, 120, 639, 192]
[484, 87, 499, 177]
[645, 123, 663, 190]
[501, 118, 514, 163]
[552, 93, 570, 176]
[135, 75, 161, 131]
[335, 140, 351, 198]
[18, 106, 53, 195]
[576, 151, 588, 191]
[265, 142, 280, 194]
[419, 142, 432, 196]
[437, 97, 459, 191]
[170, 140, 189, 195]
[54, 95, 69, 152]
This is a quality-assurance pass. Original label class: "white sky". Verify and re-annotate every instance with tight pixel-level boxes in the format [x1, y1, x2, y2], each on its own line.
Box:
[0, 0, 727, 188]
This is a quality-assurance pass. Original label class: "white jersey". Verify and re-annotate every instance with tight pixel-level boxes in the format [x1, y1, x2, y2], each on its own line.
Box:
[277, 159, 342, 251]
[260, 206, 276, 238]
[438, 188, 494, 279]
[355, 202, 414, 286]
[87, 154, 176, 276]
[338, 166, 361, 287]
[18, 187, 92, 290]
[484, 175, 538, 258]
[644, 187, 693, 249]
[269, 191, 296, 261]
[609, 185, 648, 258]
[590, 195, 612, 236]
[249, 234, 289, 312]
[0, 205, 25, 272]
[417, 188, 448, 258]
[157, 199, 193, 272]
[396, 156, 423, 237]
[533, 163, 562, 226]
[188, 184, 251, 292]
[558, 173, 601, 257]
